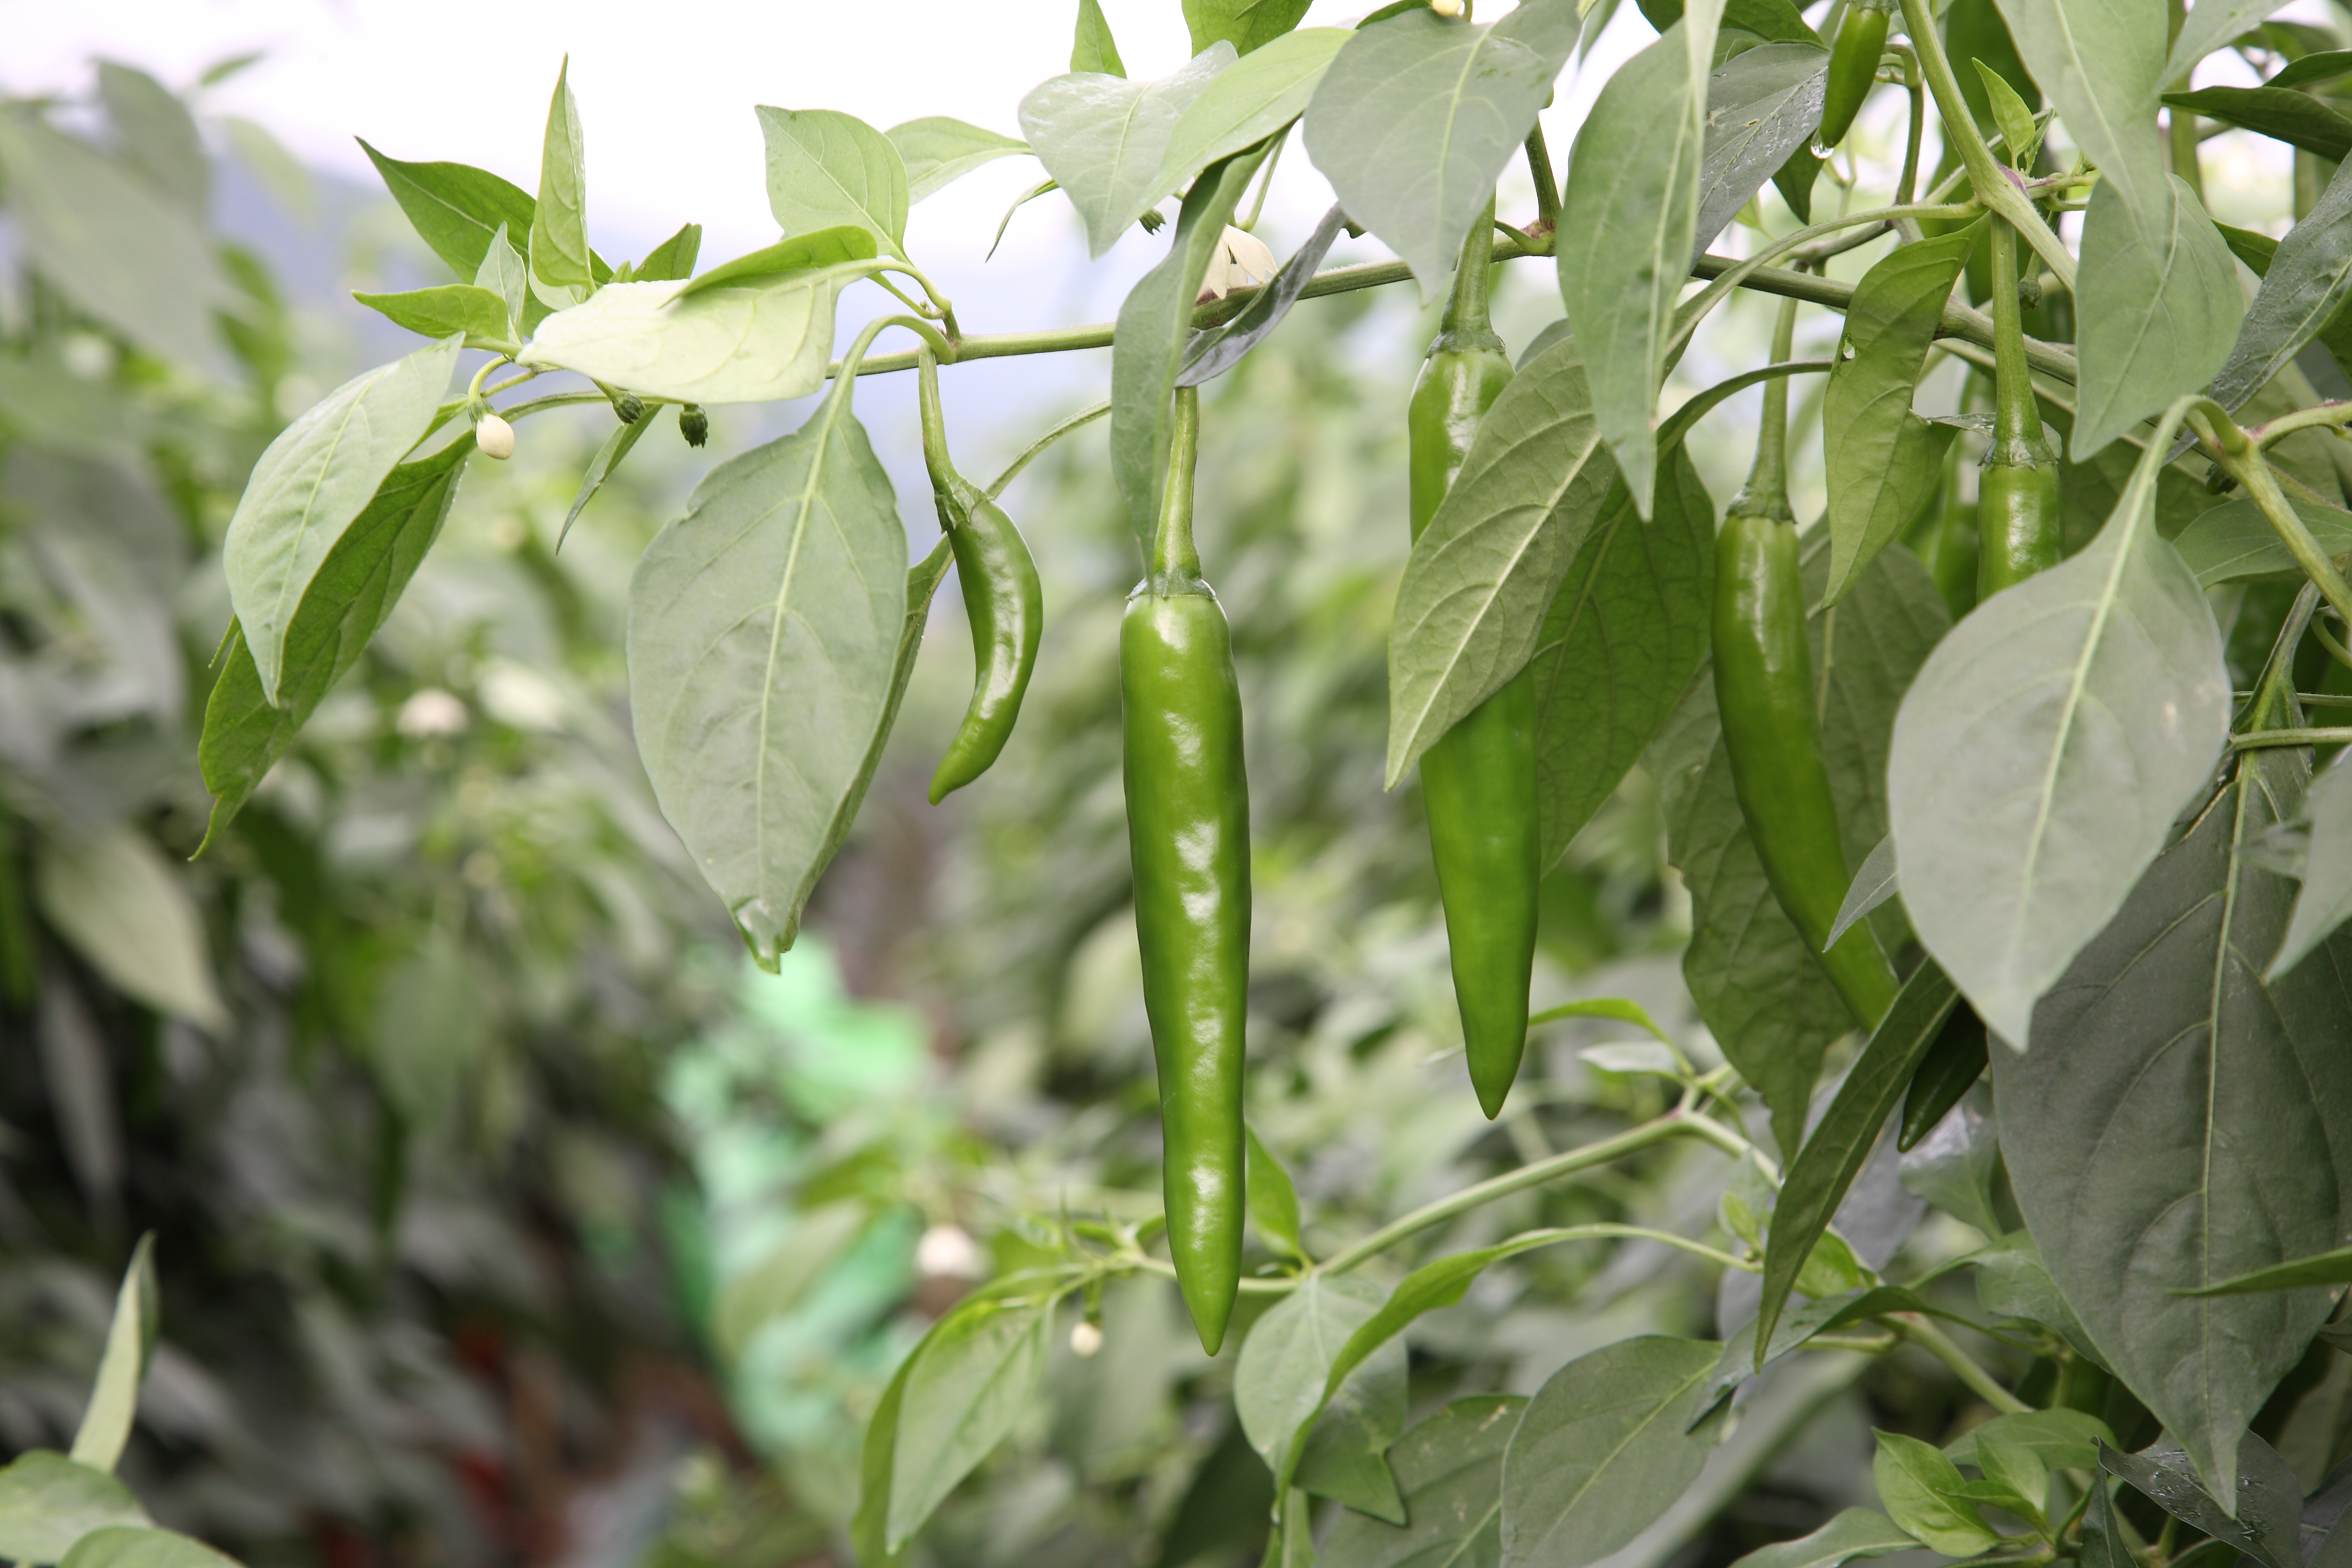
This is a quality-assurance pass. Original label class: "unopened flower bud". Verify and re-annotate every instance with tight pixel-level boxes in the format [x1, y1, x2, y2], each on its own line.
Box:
[680, 404, 710, 448]
[476, 413, 515, 460]
[1070, 1320, 1104, 1357]
[1432, 0, 1466, 15]
[615, 391, 646, 424]
[2017, 275, 2043, 309]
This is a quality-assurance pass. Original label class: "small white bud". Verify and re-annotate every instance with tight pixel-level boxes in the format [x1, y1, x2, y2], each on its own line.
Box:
[476, 412, 516, 460]
[1432, 0, 1466, 15]
[915, 1223, 984, 1280]
[1070, 1320, 1104, 1358]
[1199, 226, 1279, 301]
[395, 688, 471, 738]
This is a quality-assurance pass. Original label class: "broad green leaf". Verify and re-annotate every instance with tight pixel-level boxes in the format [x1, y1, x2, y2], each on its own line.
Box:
[58, 1529, 239, 1568]
[2209, 155, 2352, 412]
[1754, 962, 1958, 1357]
[1872, 1432, 2000, 1555]
[2272, 47, 2352, 88]
[1158, 27, 1348, 199]
[1246, 1127, 1306, 1262]
[2069, 177, 2243, 459]
[1527, 452, 1714, 867]
[1019, 46, 1236, 260]
[1943, 1409, 2111, 1473]
[1178, 202, 1348, 386]
[851, 1340, 919, 1567]
[2164, 0, 2294, 83]
[1705, 1287, 1935, 1413]
[199, 442, 472, 851]
[1306, 2, 1582, 306]
[2163, 86, 2352, 160]
[0, 114, 230, 368]
[1384, 333, 1616, 786]
[2100, 1435, 2301, 1552]
[1186, 0, 1315, 54]
[626, 375, 909, 965]
[1294, 1327, 1408, 1520]
[1993, 0, 2165, 220]
[70, 1236, 158, 1473]
[1235, 1274, 1388, 1477]
[1827, 834, 1898, 948]
[37, 828, 228, 1034]
[1725, 1509, 1917, 1568]
[1499, 1336, 1719, 1568]
[1974, 1230, 2104, 1360]
[886, 117, 1030, 204]
[351, 285, 517, 351]
[1886, 413, 2230, 1048]
[2271, 755, 2352, 979]
[359, 140, 540, 281]
[520, 265, 865, 406]
[2175, 1243, 2352, 1296]
[223, 335, 461, 701]
[1895, 1004, 1989, 1152]
[2170, 497, 2352, 586]
[757, 108, 909, 255]
[1318, 1231, 1578, 1420]
[633, 222, 702, 282]
[530, 59, 592, 302]
[0, 1454, 148, 1567]
[677, 226, 878, 297]
[474, 225, 529, 337]
[96, 62, 206, 214]
[1973, 60, 2041, 166]
[886, 1296, 1051, 1551]
[1322, 1396, 1528, 1568]
[2079, 1472, 2131, 1568]
[1073, 0, 1125, 74]
[1640, 0, 1822, 41]
[1695, 43, 1830, 260]
[1823, 222, 1984, 605]
[1108, 139, 1275, 542]
[1996, 743, 2352, 1502]
[558, 412, 652, 549]
[1557, 2, 1725, 514]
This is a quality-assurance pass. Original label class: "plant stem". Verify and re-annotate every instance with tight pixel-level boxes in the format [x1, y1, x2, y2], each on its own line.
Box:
[1894, 1314, 2032, 1412]
[1238, 130, 1287, 233]
[983, 400, 1110, 502]
[1988, 219, 2047, 455]
[1124, 1255, 1294, 1295]
[1526, 121, 1561, 237]
[2206, 410, 2352, 628]
[1732, 297, 1803, 519]
[2234, 727, 2352, 748]
[2252, 401, 2352, 446]
[1152, 385, 1201, 577]
[1894, 44, 1927, 215]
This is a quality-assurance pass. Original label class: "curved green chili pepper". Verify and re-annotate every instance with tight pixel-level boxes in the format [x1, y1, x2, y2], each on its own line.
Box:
[1819, 0, 1893, 149]
[918, 351, 1044, 803]
[1976, 218, 2062, 599]
[1713, 296, 1901, 1031]
[1121, 384, 1247, 1355]
[1410, 203, 1538, 1121]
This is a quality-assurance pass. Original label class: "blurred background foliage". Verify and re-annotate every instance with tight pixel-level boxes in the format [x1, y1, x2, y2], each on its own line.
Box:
[3, 36, 2344, 1568]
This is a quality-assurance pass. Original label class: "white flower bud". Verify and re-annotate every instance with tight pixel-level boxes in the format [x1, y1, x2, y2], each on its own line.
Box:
[1432, 0, 1467, 15]
[1070, 1320, 1104, 1358]
[915, 1223, 984, 1280]
[476, 412, 515, 460]
[1199, 226, 1279, 301]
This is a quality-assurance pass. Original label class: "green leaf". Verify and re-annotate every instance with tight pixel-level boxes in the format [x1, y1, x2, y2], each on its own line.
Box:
[757, 108, 909, 256]
[1705, 1287, 1934, 1413]
[633, 222, 702, 282]
[0, 113, 231, 368]
[1827, 834, 1898, 949]
[223, 335, 462, 702]
[1499, 1336, 1720, 1568]
[1019, 46, 1236, 260]
[1246, 1127, 1306, 1262]
[2078, 1472, 2131, 1568]
[626, 377, 909, 965]
[851, 1340, 919, 1567]
[96, 62, 207, 215]
[1316, 1233, 1574, 1424]
[2272, 757, 2352, 977]
[1178, 202, 1348, 386]
[1943, 1409, 2111, 1473]
[1235, 1274, 1389, 1478]
[2173, 1240, 2352, 1293]
[58, 1528, 240, 1568]
[1528, 996, 1683, 1044]
[70, 1235, 158, 1473]
[1642, 0, 1823, 41]
[198, 442, 472, 852]
[1974, 1230, 2104, 1360]
[1996, 744, 2352, 1502]
[1973, 59, 2041, 165]
[1993, 0, 2165, 218]
[1823, 221, 1984, 605]
[1108, 139, 1275, 542]
[1557, 2, 1724, 513]
[1306, 2, 1581, 307]
[886, 117, 1030, 204]
[530, 58, 592, 302]
[2170, 497, 2352, 586]
[1695, 43, 1830, 258]
[359, 139, 540, 281]
[474, 225, 529, 337]
[1754, 962, 1958, 1357]
[2164, 0, 2294, 83]
[1294, 1329, 1408, 1520]
[677, 226, 878, 297]
[2099, 1435, 2300, 1555]
[1384, 333, 1616, 786]
[1725, 1510, 1918, 1568]
[1186, 0, 1315, 54]
[520, 263, 865, 406]
[36, 828, 229, 1034]
[0, 1454, 148, 1567]
[2069, 177, 2243, 459]
[2209, 156, 2352, 411]
[1872, 1432, 2000, 1555]
[886, 1298, 1052, 1551]
[2163, 86, 2352, 160]
[1529, 450, 1716, 869]
[1158, 27, 1348, 200]
[558, 412, 652, 549]
[351, 284, 518, 351]
[1072, 0, 1125, 74]
[1321, 1396, 1527, 1568]
[2272, 47, 2352, 88]
[1895, 1004, 1988, 1152]
[1886, 412, 2230, 1048]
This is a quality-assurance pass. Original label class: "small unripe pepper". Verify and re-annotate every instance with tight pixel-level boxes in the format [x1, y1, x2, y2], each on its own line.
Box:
[1976, 218, 2062, 599]
[1818, 0, 1893, 149]
[1121, 384, 1248, 1355]
[475, 412, 515, 460]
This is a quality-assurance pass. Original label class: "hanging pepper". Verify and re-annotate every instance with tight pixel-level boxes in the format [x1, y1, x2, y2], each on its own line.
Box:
[1713, 295, 1901, 1031]
[1410, 201, 1539, 1120]
[1819, 0, 1894, 149]
[918, 351, 1044, 802]
[1976, 217, 2062, 599]
[1121, 384, 1248, 1355]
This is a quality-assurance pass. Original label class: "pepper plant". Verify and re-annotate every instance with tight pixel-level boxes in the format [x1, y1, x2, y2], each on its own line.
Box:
[184, 0, 2352, 1563]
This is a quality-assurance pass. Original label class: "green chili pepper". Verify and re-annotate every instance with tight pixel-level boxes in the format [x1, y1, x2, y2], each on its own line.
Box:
[1976, 218, 2062, 599]
[1121, 383, 1248, 1355]
[1818, 0, 1893, 150]
[1410, 203, 1538, 1121]
[918, 352, 1044, 803]
[1713, 296, 1901, 1031]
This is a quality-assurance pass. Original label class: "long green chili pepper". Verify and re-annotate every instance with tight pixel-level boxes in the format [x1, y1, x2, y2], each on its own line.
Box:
[1819, 0, 1893, 149]
[1410, 203, 1538, 1121]
[1976, 217, 2062, 599]
[1713, 295, 1901, 1031]
[918, 351, 1044, 802]
[1121, 384, 1248, 1355]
